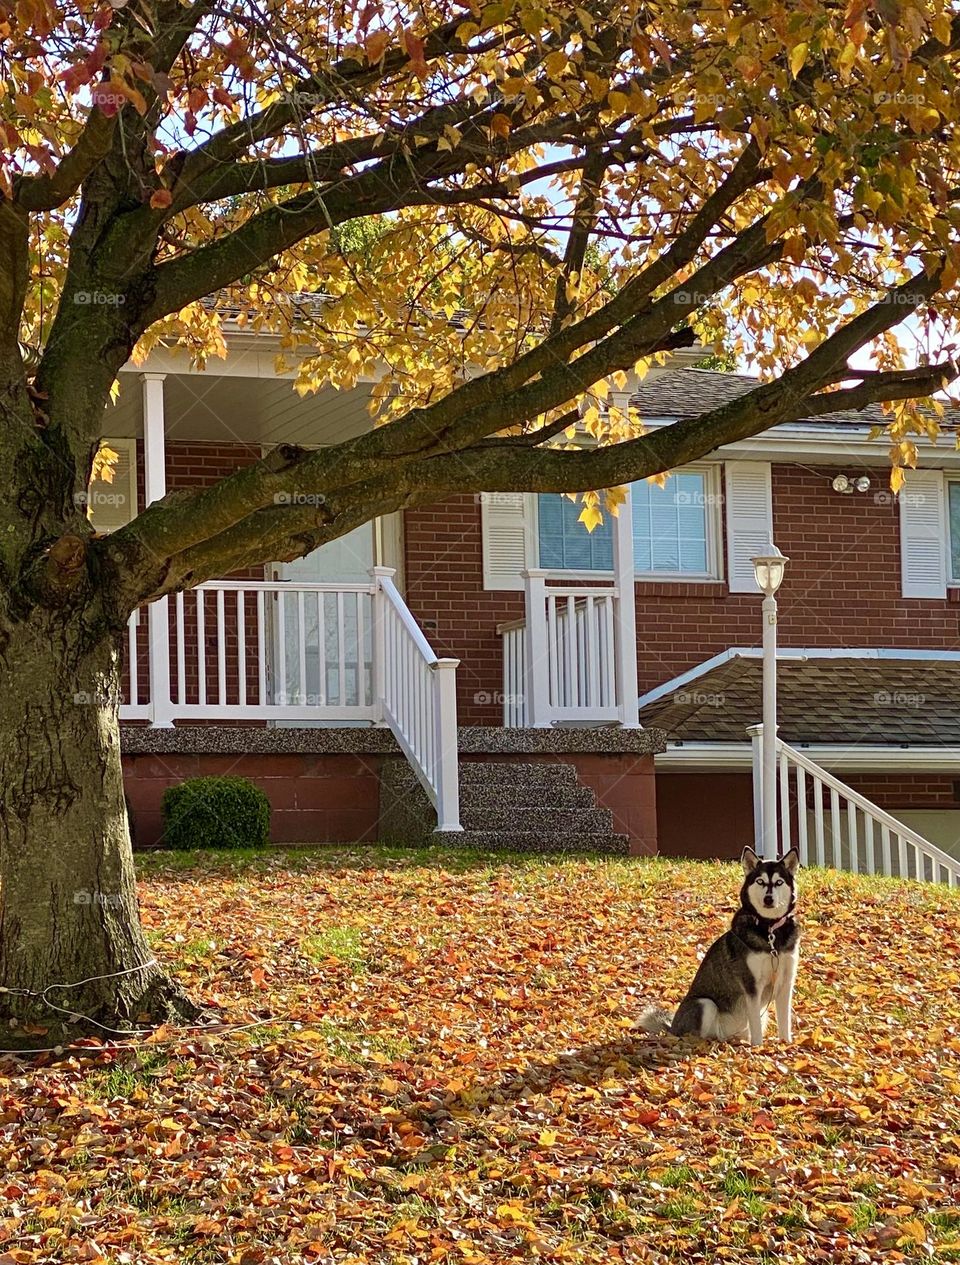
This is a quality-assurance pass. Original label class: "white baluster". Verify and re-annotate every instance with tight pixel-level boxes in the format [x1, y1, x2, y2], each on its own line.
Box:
[216, 587, 226, 705]
[297, 589, 307, 706]
[176, 592, 186, 706]
[795, 763, 808, 866]
[196, 589, 206, 708]
[814, 777, 826, 867]
[256, 591, 266, 706]
[830, 787, 841, 868]
[237, 589, 247, 707]
[847, 801, 859, 874]
[779, 749, 792, 855]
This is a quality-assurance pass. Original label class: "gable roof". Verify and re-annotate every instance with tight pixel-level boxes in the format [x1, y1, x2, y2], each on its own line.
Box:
[638, 651, 960, 747]
[630, 367, 952, 430]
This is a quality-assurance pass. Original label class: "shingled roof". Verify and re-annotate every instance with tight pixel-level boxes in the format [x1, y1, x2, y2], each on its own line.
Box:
[630, 368, 944, 429]
[638, 653, 960, 746]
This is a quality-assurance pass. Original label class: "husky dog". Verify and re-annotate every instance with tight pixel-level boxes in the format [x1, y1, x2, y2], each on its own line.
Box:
[639, 847, 800, 1045]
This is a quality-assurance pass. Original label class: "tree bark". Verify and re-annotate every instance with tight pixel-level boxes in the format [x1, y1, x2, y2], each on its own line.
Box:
[0, 605, 196, 1032]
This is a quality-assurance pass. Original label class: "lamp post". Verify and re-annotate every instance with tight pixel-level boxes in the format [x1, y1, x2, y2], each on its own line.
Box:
[751, 547, 788, 859]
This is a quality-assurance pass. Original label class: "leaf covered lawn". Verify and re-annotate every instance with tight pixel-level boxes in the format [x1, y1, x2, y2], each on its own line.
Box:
[2, 848, 960, 1264]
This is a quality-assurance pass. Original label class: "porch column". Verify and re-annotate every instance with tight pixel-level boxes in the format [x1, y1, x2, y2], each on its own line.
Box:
[142, 373, 174, 727]
[522, 568, 551, 727]
[612, 478, 640, 727]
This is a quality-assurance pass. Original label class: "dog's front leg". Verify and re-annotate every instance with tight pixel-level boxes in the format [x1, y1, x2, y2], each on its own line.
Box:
[747, 998, 765, 1046]
[774, 950, 799, 1043]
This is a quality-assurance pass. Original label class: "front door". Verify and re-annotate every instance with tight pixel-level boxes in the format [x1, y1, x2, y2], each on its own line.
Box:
[269, 523, 375, 724]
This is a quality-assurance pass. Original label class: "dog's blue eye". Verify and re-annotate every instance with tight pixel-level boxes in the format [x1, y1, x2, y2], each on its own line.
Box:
[774, 879, 784, 886]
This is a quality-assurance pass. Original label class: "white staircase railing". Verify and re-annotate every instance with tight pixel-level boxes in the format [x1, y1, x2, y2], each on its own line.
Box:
[119, 567, 461, 832]
[751, 725, 960, 886]
[372, 567, 461, 832]
[498, 565, 639, 728]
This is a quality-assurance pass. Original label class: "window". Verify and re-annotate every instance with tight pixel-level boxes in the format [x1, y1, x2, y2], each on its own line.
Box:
[87, 438, 137, 534]
[537, 492, 614, 571]
[633, 470, 712, 575]
[536, 465, 719, 578]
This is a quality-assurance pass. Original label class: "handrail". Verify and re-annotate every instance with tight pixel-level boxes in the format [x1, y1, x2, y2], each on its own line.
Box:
[372, 567, 461, 832]
[378, 572, 438, 664]
[779, 737, 960, 876]
[750, 723, 960, 885]
[200, 579, 375, 594]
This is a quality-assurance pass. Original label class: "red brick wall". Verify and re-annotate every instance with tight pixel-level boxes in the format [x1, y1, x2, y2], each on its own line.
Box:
[403, 464, 960, 720]
[403, 494, 523, 725]
[656, 770, 960, 860]
[124, 753, 381, 847]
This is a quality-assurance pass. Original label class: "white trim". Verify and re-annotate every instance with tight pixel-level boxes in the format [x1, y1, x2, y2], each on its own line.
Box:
[656, 742, 960, 773]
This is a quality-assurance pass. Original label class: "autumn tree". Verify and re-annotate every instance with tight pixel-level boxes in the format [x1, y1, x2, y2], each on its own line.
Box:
[1, 0, 960, 1029]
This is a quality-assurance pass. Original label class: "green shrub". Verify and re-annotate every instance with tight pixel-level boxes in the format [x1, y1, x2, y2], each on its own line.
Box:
[161, 776, 271, 850]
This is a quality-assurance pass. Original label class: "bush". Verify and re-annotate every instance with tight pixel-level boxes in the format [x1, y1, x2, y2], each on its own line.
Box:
[161, 776, 271, 850]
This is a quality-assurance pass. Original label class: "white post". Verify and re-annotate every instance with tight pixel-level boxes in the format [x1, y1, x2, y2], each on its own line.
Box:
[142, 373, 174, 728]
[522, 568, 551, 727]
[760, 593, 779, 858]
[747, 723, 763, 847]
[368, 565, 394, 724]
[432, 658, 462, 831]
[612, 480, 639, 726]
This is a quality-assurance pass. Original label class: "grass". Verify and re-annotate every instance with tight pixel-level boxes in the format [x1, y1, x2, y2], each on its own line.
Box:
[2, 848, 958, 1265]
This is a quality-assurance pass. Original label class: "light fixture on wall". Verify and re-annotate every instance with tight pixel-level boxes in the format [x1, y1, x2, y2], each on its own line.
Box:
[831, 474, 871, 495]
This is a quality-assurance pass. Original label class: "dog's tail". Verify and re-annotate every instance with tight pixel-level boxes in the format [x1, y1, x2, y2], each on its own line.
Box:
[636, 1005, 674, 1035]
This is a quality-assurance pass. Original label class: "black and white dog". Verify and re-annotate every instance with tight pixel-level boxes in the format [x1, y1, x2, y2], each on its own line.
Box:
[639, 847, 801, 1045]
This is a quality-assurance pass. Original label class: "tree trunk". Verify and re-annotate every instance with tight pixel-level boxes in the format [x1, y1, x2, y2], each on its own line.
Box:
[0, 604, 195, 1033]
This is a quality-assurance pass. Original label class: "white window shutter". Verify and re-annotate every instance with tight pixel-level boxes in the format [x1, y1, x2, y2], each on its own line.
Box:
[724, 461, 774, 592]
[87, 438, 137, 534]
[899, 470, 946, 598]
[481, 492, 528, 590]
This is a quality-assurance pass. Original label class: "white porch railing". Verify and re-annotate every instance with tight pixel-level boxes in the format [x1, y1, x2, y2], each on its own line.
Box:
[120, 567, 460, 831]
[374, 568, 461, 832]
[751, 725, 960, 886]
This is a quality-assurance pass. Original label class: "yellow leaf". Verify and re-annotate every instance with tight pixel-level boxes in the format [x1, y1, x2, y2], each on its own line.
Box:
[538, 1129, 558, 1146]
[790, 42, 809, 77]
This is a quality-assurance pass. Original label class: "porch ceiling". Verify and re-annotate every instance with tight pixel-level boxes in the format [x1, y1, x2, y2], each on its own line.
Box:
[107, 367, 376, 447]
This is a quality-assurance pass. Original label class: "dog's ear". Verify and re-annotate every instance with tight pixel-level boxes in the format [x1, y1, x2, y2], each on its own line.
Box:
[780, 847, 800, 874]
[740, 845, 760, 874]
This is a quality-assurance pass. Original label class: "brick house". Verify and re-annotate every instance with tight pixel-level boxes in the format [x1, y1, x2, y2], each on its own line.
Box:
[102, 332, 960, 878]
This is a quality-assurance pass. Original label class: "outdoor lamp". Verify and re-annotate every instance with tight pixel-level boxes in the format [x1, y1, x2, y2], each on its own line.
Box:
[751, 548, 788, 597]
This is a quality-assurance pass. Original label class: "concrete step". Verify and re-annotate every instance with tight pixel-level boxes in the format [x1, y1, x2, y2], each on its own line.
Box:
[433, 830, 629, 856]
[458, 782, 595, 810]
[460, 805, 613, 833]
[456, 761, 580, 787]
